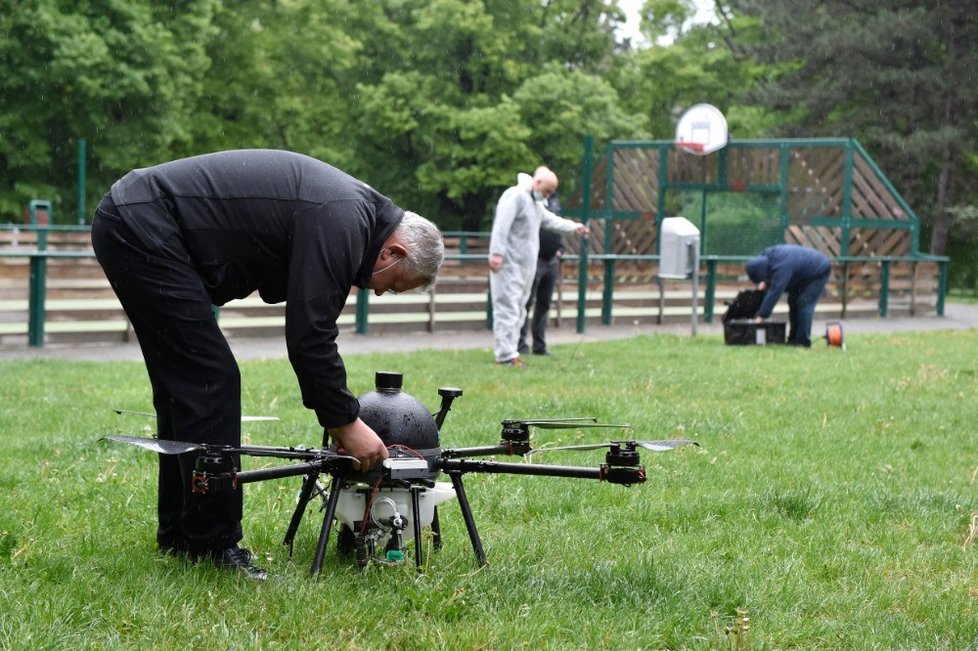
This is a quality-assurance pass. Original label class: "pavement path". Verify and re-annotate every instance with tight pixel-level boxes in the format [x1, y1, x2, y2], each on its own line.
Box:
[2, 303, 976, 363]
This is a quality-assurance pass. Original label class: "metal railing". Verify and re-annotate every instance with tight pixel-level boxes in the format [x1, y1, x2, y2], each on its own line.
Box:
[0, 247, 948, 348]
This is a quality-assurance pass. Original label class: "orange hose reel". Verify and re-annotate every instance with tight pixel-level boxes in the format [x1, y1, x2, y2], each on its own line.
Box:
[825, 321, 845, 350]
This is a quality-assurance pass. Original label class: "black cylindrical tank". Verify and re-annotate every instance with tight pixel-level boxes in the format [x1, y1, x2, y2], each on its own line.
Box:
[357, 371, 439, 449]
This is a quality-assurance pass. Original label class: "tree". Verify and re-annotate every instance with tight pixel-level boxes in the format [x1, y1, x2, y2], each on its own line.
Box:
[611, 0, 782, 140]
[0, 0, 219, 221]
[343, 0, 648, 230]
[718, 0, 978, 256]
[189, 0, 362, 166]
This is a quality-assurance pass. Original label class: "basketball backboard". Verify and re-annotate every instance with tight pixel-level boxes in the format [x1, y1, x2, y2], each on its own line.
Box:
[675, 103, 728, 155]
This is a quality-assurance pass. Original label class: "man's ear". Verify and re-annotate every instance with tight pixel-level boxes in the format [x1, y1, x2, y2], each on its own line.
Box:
[387, 242, 408, 259]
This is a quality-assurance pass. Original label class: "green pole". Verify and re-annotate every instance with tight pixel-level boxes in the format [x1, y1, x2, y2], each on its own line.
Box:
[704, 258, 717, 323]
[356, 288, 369, 334]
[655, 144, 668, 255]
[840, 141, 854, 256]
[576, 136, 593, 334]
[77, 139, 87, 225]
[28, 254, 47, 347]
[601, 259, 615, 325]
[878, 259, 890, 317]
[779, 144, 791, 237]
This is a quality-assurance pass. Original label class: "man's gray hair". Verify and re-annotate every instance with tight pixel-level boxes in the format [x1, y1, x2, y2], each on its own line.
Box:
[398, 211, 445, 291]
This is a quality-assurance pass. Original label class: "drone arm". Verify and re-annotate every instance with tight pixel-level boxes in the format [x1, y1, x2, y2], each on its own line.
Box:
[438, 459, 645, 486]
[441, 444, 523, 458]
[234, 461, 330, 485]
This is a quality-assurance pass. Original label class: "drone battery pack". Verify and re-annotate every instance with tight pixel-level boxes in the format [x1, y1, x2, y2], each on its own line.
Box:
[723, 319, 786, 346]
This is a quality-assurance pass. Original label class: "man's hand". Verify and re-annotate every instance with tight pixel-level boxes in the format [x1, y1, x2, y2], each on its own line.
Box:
[328, 418, 389, 471]
[489, 253, 503, 273]
[574, 222, 588, 236]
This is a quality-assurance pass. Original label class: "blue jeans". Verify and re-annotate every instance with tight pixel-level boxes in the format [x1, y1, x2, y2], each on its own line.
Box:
[787, 268, 831, 347]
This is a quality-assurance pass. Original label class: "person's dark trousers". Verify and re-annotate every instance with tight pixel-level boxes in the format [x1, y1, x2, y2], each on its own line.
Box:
[91, 194, 243, 553]
[787, 268, 831, 347]
[518, 256, 559, 354]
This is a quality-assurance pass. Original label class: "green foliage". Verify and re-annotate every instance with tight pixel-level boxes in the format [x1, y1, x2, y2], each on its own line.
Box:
[720, 0, 978, 256]
[3, 331, 978, 647]
[2, 0, 973, 281]
[0, 0, 220, 218]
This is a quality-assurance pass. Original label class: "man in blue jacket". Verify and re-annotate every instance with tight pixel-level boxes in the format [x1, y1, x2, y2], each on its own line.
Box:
[745, 244, 832, 347]
[91, 149, 444, 578]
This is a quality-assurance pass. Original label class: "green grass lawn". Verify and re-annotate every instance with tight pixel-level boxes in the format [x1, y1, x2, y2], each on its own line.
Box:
[2, 331, 978, 649]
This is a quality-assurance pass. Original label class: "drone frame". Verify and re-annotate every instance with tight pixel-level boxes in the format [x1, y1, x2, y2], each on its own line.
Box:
[104, 414, 697, 576]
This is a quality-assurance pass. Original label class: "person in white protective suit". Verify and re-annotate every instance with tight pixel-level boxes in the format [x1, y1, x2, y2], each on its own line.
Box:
[488, 167, 588, 366]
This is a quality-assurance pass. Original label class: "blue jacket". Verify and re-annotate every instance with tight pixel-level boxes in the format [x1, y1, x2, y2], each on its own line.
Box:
[745, 245, 831, 318]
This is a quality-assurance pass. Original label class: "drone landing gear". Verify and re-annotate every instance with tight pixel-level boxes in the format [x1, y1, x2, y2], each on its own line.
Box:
[284, 472, 461, 576]
[447, 471, 487, 566]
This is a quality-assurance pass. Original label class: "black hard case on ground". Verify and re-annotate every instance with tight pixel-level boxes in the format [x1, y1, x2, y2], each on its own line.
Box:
[721, 289, 786, 345]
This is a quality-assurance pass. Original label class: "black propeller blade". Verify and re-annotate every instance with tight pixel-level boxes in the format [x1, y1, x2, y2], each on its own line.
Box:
[103, 434, 361, 464]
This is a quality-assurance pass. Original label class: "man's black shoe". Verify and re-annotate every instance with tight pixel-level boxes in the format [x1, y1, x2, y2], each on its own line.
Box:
[192, 545, 268, 580]
[532, 349, 553, 356]
[215, 545, 268, 580]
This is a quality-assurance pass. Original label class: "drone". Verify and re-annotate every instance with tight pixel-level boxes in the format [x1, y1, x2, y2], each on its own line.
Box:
[103, 371, 697, 575]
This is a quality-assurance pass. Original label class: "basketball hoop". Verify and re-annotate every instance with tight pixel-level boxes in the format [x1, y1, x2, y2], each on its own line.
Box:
[674, 104, 728, 156]
[675, 141, 706, 155]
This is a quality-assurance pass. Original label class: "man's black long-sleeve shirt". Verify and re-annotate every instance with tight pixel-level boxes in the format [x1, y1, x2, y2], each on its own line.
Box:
[109, 149, 403, 428]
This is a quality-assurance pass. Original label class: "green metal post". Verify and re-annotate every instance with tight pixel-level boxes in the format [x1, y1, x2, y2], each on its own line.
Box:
[356, 288, 369, 334]
[486, 287, 493, 330]
[779, 144, 791, 236]
[601, 258, 615, 325]
[936, 259, 948, 317]
[717, 146, 728, 186]
[704, 258, 717, 323]
[604, 141, 615, 254]
[576, 136, 594, 334]
[28, 254, 46, 347]
[840, 141, 854, 256]
[698, 188, 708, 254]
[878, 259, 890, 317]
[77, 139, 87, 225]
[655, 145, 668, 255]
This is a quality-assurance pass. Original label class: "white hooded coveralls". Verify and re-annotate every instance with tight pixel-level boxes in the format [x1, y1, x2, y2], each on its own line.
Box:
[488, 173, 580, 362]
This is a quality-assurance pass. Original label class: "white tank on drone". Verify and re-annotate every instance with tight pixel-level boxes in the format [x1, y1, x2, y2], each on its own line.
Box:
[334, 480, 457, 545]
[333, 371, 461, 556]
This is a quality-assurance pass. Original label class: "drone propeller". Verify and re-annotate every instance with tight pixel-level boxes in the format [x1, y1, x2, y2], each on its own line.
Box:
[101, 434, 206, 455]
[529, 439, 699, 454]
[113, 409, 280, 422]
[102, 434, 361, 466]
[503, 417, 633, 431]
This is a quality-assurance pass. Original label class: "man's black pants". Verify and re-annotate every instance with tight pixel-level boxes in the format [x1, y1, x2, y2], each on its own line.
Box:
[91, 194, 243, 552]
[519, 256, 559, 354]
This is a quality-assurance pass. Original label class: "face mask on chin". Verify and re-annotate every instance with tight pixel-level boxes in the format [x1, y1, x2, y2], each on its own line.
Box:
[531, 190, 546, 202]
